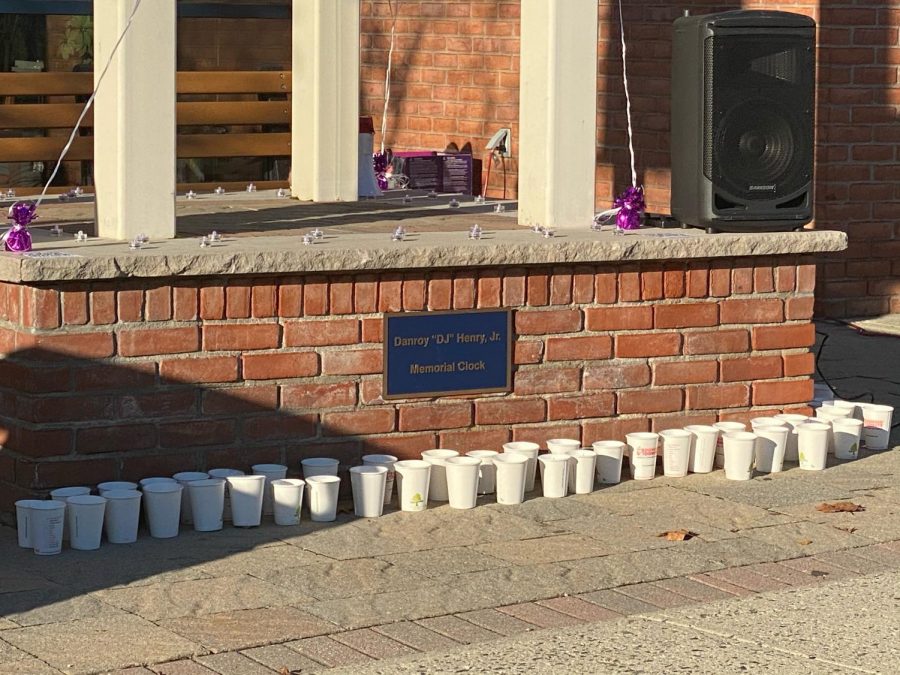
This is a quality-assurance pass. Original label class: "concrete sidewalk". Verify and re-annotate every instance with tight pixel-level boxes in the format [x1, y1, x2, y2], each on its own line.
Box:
[1, 447, 898, 675]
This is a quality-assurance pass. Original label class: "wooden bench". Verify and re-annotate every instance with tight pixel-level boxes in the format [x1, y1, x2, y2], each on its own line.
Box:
[0, 70, 291, 192]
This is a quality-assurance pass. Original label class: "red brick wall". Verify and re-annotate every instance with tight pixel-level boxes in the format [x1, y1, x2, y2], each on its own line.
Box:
[360, 1, 521, 199]
[0, 257, 818, 513]
[35, 2, 900, 315]
[356, 1, 898, 316]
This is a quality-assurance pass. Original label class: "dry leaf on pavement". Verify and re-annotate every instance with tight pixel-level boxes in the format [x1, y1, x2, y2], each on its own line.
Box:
[815, 501, 865, 513]
[658, 529, 698, 541]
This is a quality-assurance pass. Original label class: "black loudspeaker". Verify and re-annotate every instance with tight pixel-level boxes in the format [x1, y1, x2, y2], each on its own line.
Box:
[671, 10, 815, 233]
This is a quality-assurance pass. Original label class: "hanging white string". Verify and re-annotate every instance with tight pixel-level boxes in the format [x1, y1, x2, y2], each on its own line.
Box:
[379, 0, 398, 155]
[593, 0, 638, 227]
[36, 0, 144, 207]
[618, 0, 637, 188]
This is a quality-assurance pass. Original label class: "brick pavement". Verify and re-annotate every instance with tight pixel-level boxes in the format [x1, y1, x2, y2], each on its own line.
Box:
[1, 450, 898, 675]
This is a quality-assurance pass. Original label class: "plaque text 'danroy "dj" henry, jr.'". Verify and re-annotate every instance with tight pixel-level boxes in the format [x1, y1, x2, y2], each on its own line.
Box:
[392, 330, 503, 349]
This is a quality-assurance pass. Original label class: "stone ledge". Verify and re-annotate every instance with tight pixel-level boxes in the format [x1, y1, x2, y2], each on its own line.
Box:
[0, 227, 847, 284]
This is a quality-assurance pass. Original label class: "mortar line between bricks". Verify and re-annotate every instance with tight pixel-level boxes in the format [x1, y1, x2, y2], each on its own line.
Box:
[640, 615, 880, 675]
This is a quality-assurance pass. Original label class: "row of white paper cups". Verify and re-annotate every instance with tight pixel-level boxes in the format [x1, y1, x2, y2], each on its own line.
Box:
[14, 399, 892, 554]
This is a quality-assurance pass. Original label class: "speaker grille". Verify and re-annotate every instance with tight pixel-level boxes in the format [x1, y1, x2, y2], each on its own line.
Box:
[703, 34, 813, 202]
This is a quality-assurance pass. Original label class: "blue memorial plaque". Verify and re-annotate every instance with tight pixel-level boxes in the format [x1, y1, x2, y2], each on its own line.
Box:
[384, 309, 512, 398]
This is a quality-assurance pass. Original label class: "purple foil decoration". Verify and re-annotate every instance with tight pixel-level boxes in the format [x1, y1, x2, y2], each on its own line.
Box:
[4, 201, 36, 253]
[614, 186, 645, 231]
[373, 152, 390, 191]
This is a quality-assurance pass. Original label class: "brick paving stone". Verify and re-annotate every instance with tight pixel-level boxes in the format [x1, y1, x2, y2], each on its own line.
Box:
[851, 543, 900, 568]
[196, 652, 277, 675]
[108, 668, 156, 675]
[241, 644, 323, 673]
[372, 621, 461, 652]
[536, 596, 623, 622]
[704, 567, 791, 593]
[879, 540, 900, 555]
[455, 609, 536, 637]
[812, 550, 892, 575]
[331, 628, 418, 660]
[778, 556, 856, 580]
[743, 562, 824, 588]
[613, 583, 696, 610]
[653, 576, 739, 602]
[151, 660, 220, 675]
[415, 616, 502, 644]
[287, 636, 373, 668]
[576, 589, 660, 615]
[496, 602, 584, 629]
[159, 607, 334, 652]
[688, 574, 755, 597]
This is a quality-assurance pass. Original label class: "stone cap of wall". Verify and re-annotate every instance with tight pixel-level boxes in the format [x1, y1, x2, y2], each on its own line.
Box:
[0, 227, 847, 284]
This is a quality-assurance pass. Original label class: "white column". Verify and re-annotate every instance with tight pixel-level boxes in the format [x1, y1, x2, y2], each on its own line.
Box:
[291, 0, 360, 202]
[94, 0, 176, 240]
[518, 1, 598, 230]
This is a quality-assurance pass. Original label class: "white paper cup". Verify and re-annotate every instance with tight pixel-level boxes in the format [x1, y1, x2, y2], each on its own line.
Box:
[723, 431, 757, 480]
[750, 417, 783, 430]
[546, 438, 581, 455]
[15, 499, 44, 549]
[659, 429, 692, 478]
[685, 425, 719, 473]
[502, 442, 541, 491]
[30, 500, 67, 555]
[816, 406, 851, 455]
[50, 487, 91, 541]
[626, 432, 659, 480]
[832, 418, 864, 460]
[774, 414, 809, 462]
[188, 478, 225, 532]
[272, 478, 305, 525]
[207, 468, 245, 521]
[797, 422, 830, 470]
[824, 399, 863, 421]
[592, 441, 626, 485]
[226, 475, 266, 527]
[421, 449, 459, 502]
[139, 477, 178, 488]
[142, 482, 182, 539]
[444, 456, 482, 509]
[103, 490, 142, 544]
[538, 454, 569, 498]
[306, 475, 341, 522]
[860, 403, 894, 451]
[754, 425, 790, 473]
[713, 422, 746, 468]
[816, 405, 852, 421]
[350, 466, 388, 517]
[251, 464, 288, 516]
[66, 495, 107, 551]
[362, 454, 398, 505]
[466, 450, 499, 494]
[301, 457, 340, 478]
[493, 454, 529, 505]
[173, 472, 209, 524]
[566, 449, 597, 494]
[394, 460, 431, 512]
[97, 481, 138, 496]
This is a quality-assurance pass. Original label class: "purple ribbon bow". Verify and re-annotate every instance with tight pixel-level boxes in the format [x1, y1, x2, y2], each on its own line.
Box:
[613, 186, 645, 231]
[4, 201, 36, 253]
